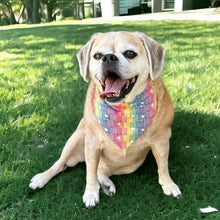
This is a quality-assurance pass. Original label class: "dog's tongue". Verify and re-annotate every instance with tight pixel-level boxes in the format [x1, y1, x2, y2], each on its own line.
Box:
[100, 77, 127, 100]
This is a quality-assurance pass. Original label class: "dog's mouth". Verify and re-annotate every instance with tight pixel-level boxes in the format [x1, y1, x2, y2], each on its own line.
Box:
[99, 72, 138, 102]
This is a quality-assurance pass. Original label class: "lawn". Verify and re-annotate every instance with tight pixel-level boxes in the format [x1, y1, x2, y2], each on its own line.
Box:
[0, 19, 219, 219]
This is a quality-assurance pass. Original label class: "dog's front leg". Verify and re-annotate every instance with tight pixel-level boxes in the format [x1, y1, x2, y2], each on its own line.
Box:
[152, 141, 181, 198]
[83, 137, 101, 208]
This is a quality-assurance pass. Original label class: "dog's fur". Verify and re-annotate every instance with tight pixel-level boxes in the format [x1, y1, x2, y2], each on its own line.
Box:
[29, 31, 181, 208]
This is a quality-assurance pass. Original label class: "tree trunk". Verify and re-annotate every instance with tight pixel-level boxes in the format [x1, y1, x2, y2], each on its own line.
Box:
[24, 0, 32, 23]
[32, 0, 40, 23]
[82, 0, 85, 19]
[24, 0, 41, 24]
[6, 1, 17, 24]
[47, 2, 54, 22]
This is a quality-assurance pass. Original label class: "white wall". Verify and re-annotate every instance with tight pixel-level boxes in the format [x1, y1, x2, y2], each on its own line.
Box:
[174, 0, 183, 12]
[175, 0, 193, 12]
[101, 0, 119, 17]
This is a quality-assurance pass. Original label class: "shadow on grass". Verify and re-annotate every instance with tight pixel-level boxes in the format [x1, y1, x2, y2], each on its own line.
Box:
[134, 109, 219, 182]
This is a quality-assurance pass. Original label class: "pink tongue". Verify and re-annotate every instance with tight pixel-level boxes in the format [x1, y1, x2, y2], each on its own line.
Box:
[100, 77, 127, 100]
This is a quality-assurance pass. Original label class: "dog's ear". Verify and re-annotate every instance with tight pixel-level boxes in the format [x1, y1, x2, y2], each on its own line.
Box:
[77, 34, 97, 82]
[136, 32, 165, 80]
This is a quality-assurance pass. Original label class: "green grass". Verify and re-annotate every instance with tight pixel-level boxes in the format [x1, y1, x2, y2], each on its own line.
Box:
[0, 20, 219, 219]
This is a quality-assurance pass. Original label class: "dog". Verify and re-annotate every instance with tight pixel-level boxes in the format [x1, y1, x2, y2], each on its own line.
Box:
[29, 31, 181, 208]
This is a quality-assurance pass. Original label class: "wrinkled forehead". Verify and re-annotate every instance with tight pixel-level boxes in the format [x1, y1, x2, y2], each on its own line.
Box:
[91, 32, 144, 55]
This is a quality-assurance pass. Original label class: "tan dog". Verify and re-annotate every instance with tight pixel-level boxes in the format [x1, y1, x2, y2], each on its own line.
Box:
[29, 31, 181, 208]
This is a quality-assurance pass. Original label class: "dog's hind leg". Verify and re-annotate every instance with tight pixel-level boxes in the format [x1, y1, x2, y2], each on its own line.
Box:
[29, 119, 85, 190]
[98, 167, 116, 197]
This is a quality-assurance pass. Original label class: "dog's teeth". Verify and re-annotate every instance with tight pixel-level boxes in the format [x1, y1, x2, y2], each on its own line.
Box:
[125, 81, 130, 89]
[107, 91, 121, 98]
[112, 91, 120, 97]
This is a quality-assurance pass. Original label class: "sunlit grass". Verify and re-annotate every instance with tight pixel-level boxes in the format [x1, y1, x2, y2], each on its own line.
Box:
[0, 20, 219, 219]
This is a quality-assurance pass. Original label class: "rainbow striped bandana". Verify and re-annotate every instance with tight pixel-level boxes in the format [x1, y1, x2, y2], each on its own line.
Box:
[93, 81, 156, 150]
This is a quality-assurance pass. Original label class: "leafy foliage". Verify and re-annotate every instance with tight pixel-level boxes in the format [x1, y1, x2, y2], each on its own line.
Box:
[0, 0, 82, 25]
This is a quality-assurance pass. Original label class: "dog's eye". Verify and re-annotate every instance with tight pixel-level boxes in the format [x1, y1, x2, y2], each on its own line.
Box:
[123, 50, 137, 59]
[93, 53, 103, 60]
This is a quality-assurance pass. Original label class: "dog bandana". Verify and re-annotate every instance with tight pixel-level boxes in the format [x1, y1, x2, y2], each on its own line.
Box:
[93, 81, 156, 150]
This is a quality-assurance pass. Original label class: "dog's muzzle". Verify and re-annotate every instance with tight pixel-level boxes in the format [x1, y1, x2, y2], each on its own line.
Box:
[101, 54, 119, 77]
[99, 54, 137, 102]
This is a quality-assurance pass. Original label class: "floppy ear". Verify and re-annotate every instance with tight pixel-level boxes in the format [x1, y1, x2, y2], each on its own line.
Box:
[136, 32, 165, 80]
[77, 34, 97, 82]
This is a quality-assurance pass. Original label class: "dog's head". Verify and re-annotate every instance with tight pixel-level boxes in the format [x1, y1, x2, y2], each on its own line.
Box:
[77, 31, 165, 104]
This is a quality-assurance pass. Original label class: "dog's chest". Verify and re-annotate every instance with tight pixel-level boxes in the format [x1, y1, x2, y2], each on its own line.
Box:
[93, 81, 156, 150]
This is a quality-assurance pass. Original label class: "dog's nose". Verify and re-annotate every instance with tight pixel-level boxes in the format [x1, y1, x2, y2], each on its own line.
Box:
[102, 54, 118, 63]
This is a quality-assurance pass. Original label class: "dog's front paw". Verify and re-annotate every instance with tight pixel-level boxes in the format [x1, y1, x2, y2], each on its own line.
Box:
[162, 183, 181, 197]
[29, 173, 48, 190]
[83, 191, 99, 208]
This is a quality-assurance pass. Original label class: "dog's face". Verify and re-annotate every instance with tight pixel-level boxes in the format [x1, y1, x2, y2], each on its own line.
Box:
[77, 32, 165, 104]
